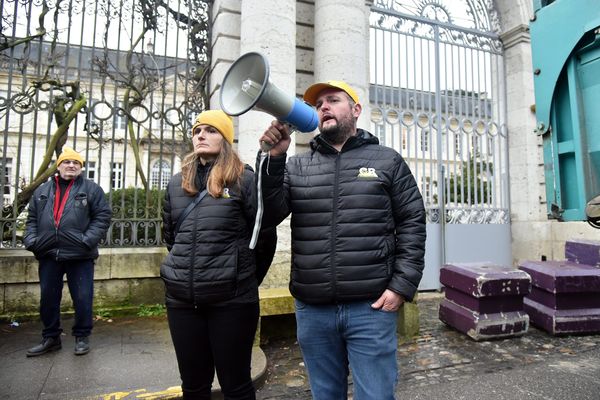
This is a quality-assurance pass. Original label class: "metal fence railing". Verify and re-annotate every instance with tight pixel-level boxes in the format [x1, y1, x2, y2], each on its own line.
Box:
[1, 0, 211, 248]
[369, 0, 509, 225]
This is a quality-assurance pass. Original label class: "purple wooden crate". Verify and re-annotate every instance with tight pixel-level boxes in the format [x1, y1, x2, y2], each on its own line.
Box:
[441, 263, 531, 298]
[444, 287, 525, 314]
[524, 297, 600, 335]
[565, 239, 600, 267]
[529, 286, 600, 310]
[439, 298, 529, 341]
[519, 261, 600, 293]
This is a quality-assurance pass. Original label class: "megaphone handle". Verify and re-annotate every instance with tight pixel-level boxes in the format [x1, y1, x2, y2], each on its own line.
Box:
[260, 120, 293, 153]
[260, 140, 273, 153]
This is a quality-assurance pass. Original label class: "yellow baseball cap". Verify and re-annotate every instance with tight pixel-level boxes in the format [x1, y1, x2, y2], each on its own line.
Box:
[193, 110, 234, 144]
[303, 80, 359, 106]
[56, 147, 84, 166]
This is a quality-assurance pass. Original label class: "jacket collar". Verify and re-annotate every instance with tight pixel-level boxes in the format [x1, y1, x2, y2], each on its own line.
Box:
[310, 129, 379, 154]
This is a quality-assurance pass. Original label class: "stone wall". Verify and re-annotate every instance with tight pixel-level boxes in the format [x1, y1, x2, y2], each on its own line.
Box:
[0, 248, 167, 320]
[0, 231, 293, 320]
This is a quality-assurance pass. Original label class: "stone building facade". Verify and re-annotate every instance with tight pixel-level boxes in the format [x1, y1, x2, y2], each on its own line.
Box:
[207, 0, 598, 268]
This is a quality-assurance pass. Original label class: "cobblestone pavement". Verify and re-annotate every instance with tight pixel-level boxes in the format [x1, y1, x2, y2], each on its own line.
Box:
[256, 293, 600, 400]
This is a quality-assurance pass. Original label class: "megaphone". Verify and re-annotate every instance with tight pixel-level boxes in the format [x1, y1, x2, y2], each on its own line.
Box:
[586, 194, 600, 229]
[219, 52, 318, 133]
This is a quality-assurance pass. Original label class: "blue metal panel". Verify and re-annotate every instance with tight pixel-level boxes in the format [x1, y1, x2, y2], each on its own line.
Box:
[530, 0, 600, 135]
[531, 0, 600, 220]
[578, 39, 600, 203]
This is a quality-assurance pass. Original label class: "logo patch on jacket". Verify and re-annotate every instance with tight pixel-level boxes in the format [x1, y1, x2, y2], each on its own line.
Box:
[357, 167, 378, 179]
[222, 188, 231, 198]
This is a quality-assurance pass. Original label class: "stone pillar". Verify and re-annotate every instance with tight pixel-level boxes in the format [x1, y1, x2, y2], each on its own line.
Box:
[496, 0, 552, 263]
[209, 0, 241, 109]
[312, 0, 372, 131]
[500, 22, 552, 262]
[236, 0, 297, 164]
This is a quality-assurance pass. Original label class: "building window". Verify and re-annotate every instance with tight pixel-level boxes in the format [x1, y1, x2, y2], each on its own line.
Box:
[375, 124, 385, 144]
[88, 98, 100, 128]
[420, 129, 429, 152]
[421, 176, 431, 203]
[1, 157, 12, 205]
[113, 101, 127, 130]
[151, 160, 171, 190]
[111, 162, 123, 189]
[187, 111, 196, 131]
[472, 136, 480, 156]
[455, 135, 462, 156]
[85, 161, 96, 180]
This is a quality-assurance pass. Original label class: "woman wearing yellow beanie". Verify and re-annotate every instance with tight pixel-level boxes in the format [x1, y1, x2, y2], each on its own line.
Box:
[160, 109, 276, 400]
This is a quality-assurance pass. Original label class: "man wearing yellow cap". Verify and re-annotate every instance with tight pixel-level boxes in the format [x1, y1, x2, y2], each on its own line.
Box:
[258, 81, 426, 399]
[24, 147, 111, 357]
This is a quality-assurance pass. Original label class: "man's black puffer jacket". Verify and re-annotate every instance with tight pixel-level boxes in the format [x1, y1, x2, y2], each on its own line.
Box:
[23, 175, 111, 261]
[161, 165, 275, 307]
[260, 129, 426, 304]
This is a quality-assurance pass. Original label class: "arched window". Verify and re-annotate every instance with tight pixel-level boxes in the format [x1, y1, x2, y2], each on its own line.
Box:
[151, 160, 171, 190]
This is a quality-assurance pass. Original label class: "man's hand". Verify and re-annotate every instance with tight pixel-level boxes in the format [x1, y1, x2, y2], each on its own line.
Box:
[371, 289, 405, 312]
[259, 120, 291, 156]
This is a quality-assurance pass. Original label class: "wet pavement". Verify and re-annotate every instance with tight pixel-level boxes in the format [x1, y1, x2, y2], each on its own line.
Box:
[2, 293, 600, 399]
[257, 293, 600, 399]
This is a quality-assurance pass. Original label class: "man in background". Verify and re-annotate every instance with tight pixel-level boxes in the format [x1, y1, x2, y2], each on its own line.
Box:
[24, 147, 111, 357]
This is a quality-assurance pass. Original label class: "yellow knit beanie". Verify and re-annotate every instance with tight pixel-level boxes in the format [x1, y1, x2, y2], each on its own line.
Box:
[56, 147, 84, 166]
[193, 110, 234, 144]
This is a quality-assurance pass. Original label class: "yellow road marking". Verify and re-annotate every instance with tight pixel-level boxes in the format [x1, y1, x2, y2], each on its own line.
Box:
[97, 386, 182, 399]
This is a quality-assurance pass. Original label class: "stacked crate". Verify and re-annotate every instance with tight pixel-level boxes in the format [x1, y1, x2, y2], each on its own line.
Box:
[439, 263, 531, 341]
[519, 258, 600, 335]
[565, 239, 600, 267]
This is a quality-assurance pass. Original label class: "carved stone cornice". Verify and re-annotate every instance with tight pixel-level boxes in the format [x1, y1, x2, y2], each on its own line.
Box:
[500, 24, 531, 49]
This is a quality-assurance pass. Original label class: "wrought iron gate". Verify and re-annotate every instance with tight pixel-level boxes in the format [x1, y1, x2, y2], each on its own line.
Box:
[369, 1, 511, 290]
[1, 0, 210, 248]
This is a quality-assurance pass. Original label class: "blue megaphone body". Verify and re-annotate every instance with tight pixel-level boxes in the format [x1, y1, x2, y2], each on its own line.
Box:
[219, 52, 318, 133]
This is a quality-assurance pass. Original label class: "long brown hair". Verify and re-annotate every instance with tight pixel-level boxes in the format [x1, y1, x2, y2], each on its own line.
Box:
[180, 141, 245, 197]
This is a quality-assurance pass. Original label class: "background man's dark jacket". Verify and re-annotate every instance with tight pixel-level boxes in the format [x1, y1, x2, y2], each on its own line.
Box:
[24, 175, 112, 260]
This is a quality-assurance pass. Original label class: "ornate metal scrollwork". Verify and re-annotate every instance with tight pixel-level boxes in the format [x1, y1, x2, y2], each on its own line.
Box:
[371, 0, 503, 52]
[426, 206, 509, 224]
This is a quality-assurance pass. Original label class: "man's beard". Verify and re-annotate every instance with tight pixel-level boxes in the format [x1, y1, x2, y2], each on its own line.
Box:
[320, 115, 355, 145]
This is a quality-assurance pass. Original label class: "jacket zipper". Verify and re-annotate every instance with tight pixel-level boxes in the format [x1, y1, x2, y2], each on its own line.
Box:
[53, 182, 60, 261]
[189, 207, 198, 306]
[55, 229, 59, 260]
[331, 153, 341, 301]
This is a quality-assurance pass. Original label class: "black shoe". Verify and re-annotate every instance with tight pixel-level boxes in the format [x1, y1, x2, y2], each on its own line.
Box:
[74, 336, 90, 355]
[26, 337, 62, 357]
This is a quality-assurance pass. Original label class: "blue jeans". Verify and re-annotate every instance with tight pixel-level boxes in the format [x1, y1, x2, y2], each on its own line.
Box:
[38, 258, 95, 338]
[295, 300, 398, 400]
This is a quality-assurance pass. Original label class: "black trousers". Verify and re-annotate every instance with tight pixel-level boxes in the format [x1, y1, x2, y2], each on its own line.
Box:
[39, 257, 94, 338]
[167, 302, 259, 400]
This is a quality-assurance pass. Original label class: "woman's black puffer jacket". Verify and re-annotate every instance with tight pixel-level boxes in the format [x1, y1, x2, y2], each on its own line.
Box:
[260, 129, 426, 304]
[161, 165, 272, 307]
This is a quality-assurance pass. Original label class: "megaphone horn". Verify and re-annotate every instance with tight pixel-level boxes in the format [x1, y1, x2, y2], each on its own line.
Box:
[219, 52, 318, 133]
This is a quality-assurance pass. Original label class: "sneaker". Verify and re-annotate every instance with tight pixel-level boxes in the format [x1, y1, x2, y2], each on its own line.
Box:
[74, 336, 90, 356]
[26, 337, 62, 357]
